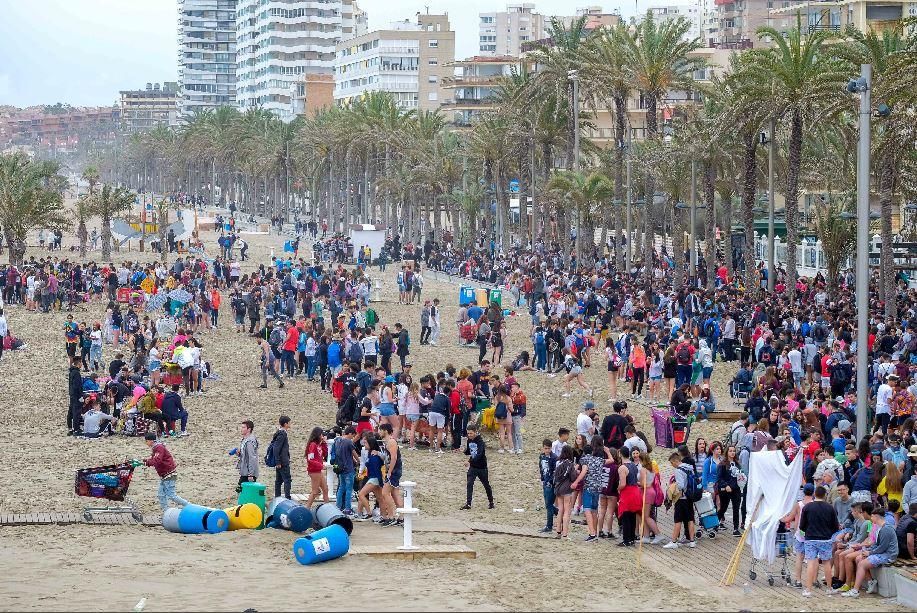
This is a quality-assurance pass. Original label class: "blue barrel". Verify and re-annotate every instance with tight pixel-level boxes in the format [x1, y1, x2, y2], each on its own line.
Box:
[459, 286, 475, 306]
[313, 502, 354, 535]
[177, 503, 229, 534]
[293, 524, 350, 566]
[267, 498, 313, 533]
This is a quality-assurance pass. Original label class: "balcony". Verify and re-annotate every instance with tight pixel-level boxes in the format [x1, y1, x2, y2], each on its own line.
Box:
[808, 24, 841, 33]
[441, 75, 504, 86]
[440, 98, 493, 110]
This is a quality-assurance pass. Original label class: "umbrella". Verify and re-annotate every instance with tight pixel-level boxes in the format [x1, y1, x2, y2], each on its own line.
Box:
[145, 292, 169, 312]
[168, 288, 194, 304]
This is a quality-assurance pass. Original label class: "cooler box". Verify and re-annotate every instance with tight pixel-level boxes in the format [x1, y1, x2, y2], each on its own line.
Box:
[489, 288, 502, 307]
[475, 288, 489, 307]
[459, 286, 475, 306]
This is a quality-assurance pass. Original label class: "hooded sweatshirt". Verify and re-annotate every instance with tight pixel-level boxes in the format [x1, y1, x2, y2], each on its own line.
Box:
[237, 433, 260, 479]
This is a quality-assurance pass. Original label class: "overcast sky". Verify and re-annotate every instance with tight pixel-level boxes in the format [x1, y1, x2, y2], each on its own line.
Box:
[0, 0, 645, 108]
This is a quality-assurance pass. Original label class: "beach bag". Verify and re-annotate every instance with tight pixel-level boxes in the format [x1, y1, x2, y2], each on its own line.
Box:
[652, 472, 665, 506]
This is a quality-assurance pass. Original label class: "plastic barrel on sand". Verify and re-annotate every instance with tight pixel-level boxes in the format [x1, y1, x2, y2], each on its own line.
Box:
[267, 498, 313, 533]
[162, 507, 183, 533]
[177, 503, 229, 534]
[237, 482, 266, 529]
[224, 503, 263, 530]
[293, 524, 350, 566]
[313, 502, 354, 535]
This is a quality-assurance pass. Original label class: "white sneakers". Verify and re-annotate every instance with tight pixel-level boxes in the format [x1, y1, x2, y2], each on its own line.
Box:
[662, 542, 679, 549]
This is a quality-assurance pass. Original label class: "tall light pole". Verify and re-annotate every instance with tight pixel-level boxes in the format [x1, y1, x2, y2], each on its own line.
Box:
[689, 158, 697, 280]
[851, 65, 872, 439]
[767, 117, 776, 293]
[625, 125, 633, 265]
[569, 69, 581, 261]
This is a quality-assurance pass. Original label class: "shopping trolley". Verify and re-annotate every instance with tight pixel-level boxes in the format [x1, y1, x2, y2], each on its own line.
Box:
[75, 461, 144, 522]
[749, 530, 792, 586]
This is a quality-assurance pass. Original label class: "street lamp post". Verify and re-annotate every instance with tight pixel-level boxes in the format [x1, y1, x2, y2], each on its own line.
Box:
[852, 65, 872, 439]
[689, 158, 697, 281]
[625, 127, 633, 265]
[767, 118, 776, 293]
[569, 69, 580, 261]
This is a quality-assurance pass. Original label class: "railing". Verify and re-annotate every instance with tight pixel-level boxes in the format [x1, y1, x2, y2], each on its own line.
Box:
[808, 24, 841, 33]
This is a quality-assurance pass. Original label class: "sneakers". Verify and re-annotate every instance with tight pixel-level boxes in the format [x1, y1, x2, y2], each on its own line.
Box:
[538, 527, 553, 533]
[866, 579, 878, 594]
[687, 540, 696, 548]
[650, 536, 665, 545]
[179, 431, 190, 437]
[460, 504, 471, 510]
[497, 449, 505, 454]
[561, 393, 571, 398]
[837, 585, 852, 593]
[732, 529, 741, 537]
[584, 534, 598, 542]
[662, 542, 680, 549]
[640, 537, 652, 544]
[488, 502, 495, 509]
[842, 589, 860, 598]
[801, 590, 813, 598]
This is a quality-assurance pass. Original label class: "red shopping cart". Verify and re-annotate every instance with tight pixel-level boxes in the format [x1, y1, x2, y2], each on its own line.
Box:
[74, 462, 143, 522]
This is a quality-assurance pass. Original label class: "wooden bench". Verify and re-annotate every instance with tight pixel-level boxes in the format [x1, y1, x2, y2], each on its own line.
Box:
[708, 410, 743, 422]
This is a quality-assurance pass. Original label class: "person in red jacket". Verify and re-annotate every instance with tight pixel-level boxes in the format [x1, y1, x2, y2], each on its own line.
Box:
[281, 322, 299, 377]
[142, 433, 189, 511]
[304, 427, 330, 508]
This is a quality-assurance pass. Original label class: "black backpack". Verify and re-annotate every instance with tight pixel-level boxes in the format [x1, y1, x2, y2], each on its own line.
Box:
[348, 341, 364, 363]
[264, 433, 278, 468]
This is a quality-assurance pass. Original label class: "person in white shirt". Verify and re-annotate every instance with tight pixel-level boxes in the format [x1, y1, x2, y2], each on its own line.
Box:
[875, 375, 896, 435]
[576, 402, 597, 437]
[360, 331, 379, 367]
[429, 298, 441, 346]
[787, 346, 803, 388]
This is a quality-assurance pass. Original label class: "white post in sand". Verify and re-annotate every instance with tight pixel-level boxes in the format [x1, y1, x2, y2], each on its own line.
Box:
[397, 481, 419, 551]
[324, 462, 337, 501]
[372, 279, 382, 303]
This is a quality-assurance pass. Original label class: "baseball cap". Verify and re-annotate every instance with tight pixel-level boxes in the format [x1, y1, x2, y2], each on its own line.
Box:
[582, 401, 595, 411]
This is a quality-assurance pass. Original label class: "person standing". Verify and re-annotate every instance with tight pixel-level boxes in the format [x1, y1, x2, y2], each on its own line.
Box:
[420, 301, 431, 345]
[538, 439, 558, 533]
[67, 356, 84, 435]
[461, 423, 495, 510]
[429, 298, 441, 346]
[394, 323, 411, 371]
[333, 426, 359, 515]
[257, 336, 284, 389]
[235, 420, 259, 491]
[142, 432, 189, 511]
[799, 485, 840, 597]
[271, 415, 292, 499]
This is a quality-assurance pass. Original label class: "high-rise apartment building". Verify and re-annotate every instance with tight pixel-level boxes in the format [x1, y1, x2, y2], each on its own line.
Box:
[645, 3, 702, 41]
[713, 0, 773, 48]
[479, 3, 546, 56]
[236, 0, 362, 115]
[334, 13, 455, 112]
[177, 0, 237, 115]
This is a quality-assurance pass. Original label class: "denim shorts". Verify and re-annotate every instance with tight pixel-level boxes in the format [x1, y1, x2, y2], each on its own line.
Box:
[803, 539, 833, 561]
[378, 403, 396, 417]
[582, 490, 599, 511]
[702, 367, 713, 379]
[405, 414, 421, 422]
[868, 553, 893, 567]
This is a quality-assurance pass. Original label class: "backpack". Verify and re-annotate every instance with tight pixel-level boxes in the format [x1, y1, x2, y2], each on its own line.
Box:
[264, 434, 278, 468]
[704, 321, 715, 338]
[679, 466, 702, 502]
[813, 324, 827, 342]
[676, 344, 691, 363]
[347, 341, 364, 363]
[534, 331, 546, 347]
[269, 328, 284, 357]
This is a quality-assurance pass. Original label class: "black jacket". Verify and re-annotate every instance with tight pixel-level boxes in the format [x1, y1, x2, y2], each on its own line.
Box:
[272, 428, 291, 468]
[68, 366, 83, 401]
[161, 391, 185, 420]
[465, 434, 487, 470]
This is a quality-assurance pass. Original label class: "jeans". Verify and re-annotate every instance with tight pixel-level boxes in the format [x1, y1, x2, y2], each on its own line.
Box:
[420, 326, 431, 344]
[721, 338, 735, 361]
[275, 465, 292, 499]
[262, 358, 283, 386]
[466, 467, 494, 506]
[631, 367, 645, 396]
[166, 409, 188, 433]
[535, 346, 547, 370]
[511, 415, 524, 451]
[157, 477, 189, 511]
[281, 349, 296, 376]
[430, 324, 440, 345]
[211, 308, 219, 327]
[450, 412, 468, 449]
[542, 485, 556, 530]
[337, 471, 355, 512]
[306, 355, 317, 380]
[676, 364, 692, 387]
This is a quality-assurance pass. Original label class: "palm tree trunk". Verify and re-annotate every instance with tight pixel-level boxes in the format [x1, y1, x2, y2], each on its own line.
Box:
[613, 95, 626, 272]
[785, 110, 803, 299]
[721, 185, 735, 279]
[78, 219, 88, 258]
[673, 204, 685, 289]
[879, 153, 896, 318]
[741, 132, 758, 293]
[101, 212, 112, 260]
[643, 94, 659, 289]
[703, 162, 716, 288]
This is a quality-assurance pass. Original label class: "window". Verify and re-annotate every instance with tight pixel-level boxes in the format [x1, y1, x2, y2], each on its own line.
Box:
[428, 58, 438, 65]
[428, 92, 438, 101]
[481, 16, 494, 23]
[428, 75, 438, 83]
[428, 39, 438, 48]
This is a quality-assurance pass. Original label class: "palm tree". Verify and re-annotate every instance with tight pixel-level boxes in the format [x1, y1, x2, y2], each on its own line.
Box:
[837, 24, 917, 316]
[78, 165, 101, 258]
[546, 169, 614, 266]
[744, 21, 848, 297]
[0, 152, 68, 265]
[812, 193, 856, 299]
[91, 184, 136, 260]
[618, 10, 703, 286]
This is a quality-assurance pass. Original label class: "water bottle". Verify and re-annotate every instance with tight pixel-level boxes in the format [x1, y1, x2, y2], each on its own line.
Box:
[133, 598, 147, 612]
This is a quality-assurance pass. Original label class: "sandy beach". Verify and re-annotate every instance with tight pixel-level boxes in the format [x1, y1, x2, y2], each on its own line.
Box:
[0, 214, 894, 611]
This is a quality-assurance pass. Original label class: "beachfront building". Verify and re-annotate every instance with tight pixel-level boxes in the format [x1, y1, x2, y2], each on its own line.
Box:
[286, 73, 335, 119]
[0, 106, 119, 156]
[441, 56, 522, 128]
[236, 0, 364, 116]
[118, 83, 180, 134]
[769, 0, 916, 37]
[177, 0, 238, 116]
[644, 3, 702, 41]
[333, 13, 455, 112]
[478, 3, 546, 57]
[711, 0, 773, 48]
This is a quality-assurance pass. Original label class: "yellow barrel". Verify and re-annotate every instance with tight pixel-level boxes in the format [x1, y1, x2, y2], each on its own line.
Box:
[475, 288, 489, 307]
[224, 503, 263, 531]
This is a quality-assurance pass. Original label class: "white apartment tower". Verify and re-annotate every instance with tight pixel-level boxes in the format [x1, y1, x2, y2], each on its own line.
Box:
[645, 4, 702, 42]
[236, 0, 363, 115]
[177, 0, 238, 116]
[479, 3, 546, 57]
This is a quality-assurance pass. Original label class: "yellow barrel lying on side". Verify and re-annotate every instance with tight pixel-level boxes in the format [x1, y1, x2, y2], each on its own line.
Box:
[224, 503, 263, 530]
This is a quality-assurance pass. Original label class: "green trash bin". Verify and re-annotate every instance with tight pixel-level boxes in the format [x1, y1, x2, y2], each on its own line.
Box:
[238, 481, 267, 529]
[488, 288, 502, 307]
[474, 396, 491, 413]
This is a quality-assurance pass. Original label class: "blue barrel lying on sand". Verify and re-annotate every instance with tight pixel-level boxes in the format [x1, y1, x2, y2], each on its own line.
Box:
[162, 504, 229, 534]
[293, 524, 350, 566]
[313, 502, 354, 535]
[266, 497, 313, 533]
